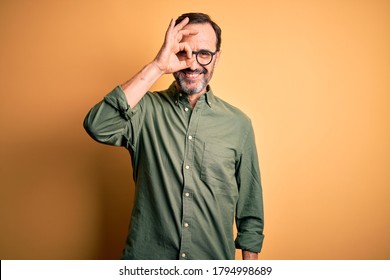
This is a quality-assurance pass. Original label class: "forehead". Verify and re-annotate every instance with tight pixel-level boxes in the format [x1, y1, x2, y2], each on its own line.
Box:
[181, 23, 217, 51]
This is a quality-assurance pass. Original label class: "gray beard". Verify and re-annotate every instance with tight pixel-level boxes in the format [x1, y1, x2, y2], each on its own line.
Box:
[173, 67, 214, 95]
[174, 74, 208, 95]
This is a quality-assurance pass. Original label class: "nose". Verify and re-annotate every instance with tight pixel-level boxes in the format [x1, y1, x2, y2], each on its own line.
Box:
[186, 52, 201, 69]
[189, 62, 198, 70]
[188, 57, 201, 70]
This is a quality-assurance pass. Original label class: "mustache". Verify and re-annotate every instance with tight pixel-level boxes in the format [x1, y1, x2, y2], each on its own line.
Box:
[181, 68, 207, 75]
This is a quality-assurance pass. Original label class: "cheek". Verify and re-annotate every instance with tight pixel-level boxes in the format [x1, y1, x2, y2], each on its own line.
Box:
[206, 61, 217, 75]
[214, 57, 220, 68]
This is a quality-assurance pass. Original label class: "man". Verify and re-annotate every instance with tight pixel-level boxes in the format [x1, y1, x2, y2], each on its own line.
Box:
[84, 13, 264, 260]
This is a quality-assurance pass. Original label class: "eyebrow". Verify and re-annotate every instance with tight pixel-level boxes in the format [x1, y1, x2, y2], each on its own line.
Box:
[178, 49, 216, 53]
[193, 49, 217, 54]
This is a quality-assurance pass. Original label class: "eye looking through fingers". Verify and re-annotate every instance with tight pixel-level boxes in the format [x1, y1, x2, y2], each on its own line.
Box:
[176, 51, 188, 59]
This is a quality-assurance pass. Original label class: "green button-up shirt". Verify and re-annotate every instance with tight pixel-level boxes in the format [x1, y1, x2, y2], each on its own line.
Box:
[84, 83, 264, 259]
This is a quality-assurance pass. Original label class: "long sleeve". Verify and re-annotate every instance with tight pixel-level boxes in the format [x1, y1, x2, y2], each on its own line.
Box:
[234, 123, 265, 253]
[83, 86, 140, 150]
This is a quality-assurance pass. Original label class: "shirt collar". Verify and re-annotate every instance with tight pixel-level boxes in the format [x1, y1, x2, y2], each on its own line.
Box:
[168, 82, 215, 108]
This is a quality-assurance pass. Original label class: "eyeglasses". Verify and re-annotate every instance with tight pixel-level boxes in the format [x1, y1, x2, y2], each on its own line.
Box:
[177, 50, 218, 66]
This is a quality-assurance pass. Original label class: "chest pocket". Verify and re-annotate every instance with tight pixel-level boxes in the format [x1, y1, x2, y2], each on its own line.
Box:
[200, 143, 238, 195]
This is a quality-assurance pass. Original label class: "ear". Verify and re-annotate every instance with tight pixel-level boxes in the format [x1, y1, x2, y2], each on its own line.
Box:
[214, 50, 222, 68]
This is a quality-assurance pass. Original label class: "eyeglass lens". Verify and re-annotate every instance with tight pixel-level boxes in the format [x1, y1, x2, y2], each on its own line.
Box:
[195, 51, 213, 66]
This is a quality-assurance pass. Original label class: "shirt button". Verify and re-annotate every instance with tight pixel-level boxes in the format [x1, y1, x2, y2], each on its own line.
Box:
[184, 223, 189, 228]
[185, 192, 190, 197]
[181, 253, 186, 258]
[188, 135, 193, 140]
[184, 107, 189, 112]
[185, 165, 190, 170]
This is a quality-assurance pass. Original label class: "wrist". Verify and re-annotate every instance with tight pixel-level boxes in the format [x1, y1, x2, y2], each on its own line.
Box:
[242, 250, 258, 260]
[151, 59, 166, 75]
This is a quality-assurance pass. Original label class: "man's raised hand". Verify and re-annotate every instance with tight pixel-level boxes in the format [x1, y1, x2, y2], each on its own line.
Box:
[153, 17, 198, 74]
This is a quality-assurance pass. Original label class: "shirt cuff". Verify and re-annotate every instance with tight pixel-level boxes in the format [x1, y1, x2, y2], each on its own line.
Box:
[235, 232, 265, 253]
[103, 86, 133, 120]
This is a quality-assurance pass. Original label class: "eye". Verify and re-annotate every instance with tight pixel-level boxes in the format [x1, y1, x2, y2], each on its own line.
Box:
[198, 50, 211, 58]
[176, 51, 187, 58]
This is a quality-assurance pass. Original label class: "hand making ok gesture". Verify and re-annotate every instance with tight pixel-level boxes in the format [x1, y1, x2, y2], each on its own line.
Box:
[153, 17, 198, 74]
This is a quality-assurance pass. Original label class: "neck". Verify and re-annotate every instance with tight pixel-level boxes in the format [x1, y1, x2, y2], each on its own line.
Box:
[187, 92, 204, 108]
[175, 83, 208, 108]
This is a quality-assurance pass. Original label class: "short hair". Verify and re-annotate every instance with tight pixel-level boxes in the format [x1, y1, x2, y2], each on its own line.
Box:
[176, 13, 222, 51]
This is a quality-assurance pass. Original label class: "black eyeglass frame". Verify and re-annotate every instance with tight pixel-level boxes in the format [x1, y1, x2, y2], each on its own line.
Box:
[177, 49, 218, 67]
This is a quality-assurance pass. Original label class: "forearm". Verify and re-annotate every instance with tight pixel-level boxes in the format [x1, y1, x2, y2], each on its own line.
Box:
[121, 61, 164, 108]
[242, 250, 258, 260]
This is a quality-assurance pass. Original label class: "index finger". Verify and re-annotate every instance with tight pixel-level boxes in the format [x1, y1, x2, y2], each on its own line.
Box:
[176, 29, 198, 42]
[173, 17, 190, 32]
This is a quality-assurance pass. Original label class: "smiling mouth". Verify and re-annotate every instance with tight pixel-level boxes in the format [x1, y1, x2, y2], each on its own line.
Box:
[181, 69, 206, 80]
[185, 72, 201, 79]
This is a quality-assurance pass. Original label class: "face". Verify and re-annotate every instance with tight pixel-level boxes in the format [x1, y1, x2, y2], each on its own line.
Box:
[173, 23, 221, 96]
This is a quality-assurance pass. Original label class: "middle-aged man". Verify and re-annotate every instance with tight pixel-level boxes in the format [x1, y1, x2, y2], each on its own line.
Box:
[84, 12, 264, 260]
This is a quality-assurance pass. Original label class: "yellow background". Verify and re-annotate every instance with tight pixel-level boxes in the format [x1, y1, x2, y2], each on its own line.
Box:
[0, 0, 389, 259]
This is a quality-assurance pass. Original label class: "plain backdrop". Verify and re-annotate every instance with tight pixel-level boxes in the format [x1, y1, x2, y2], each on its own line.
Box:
[0, 0, 389, 259]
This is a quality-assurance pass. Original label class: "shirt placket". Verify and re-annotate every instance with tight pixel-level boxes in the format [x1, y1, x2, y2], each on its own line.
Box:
[178, 97, 204, 260]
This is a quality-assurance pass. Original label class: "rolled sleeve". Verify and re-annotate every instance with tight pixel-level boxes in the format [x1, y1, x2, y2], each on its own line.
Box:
[103, 86, 133, 120]
[83, 86, 140, 149]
